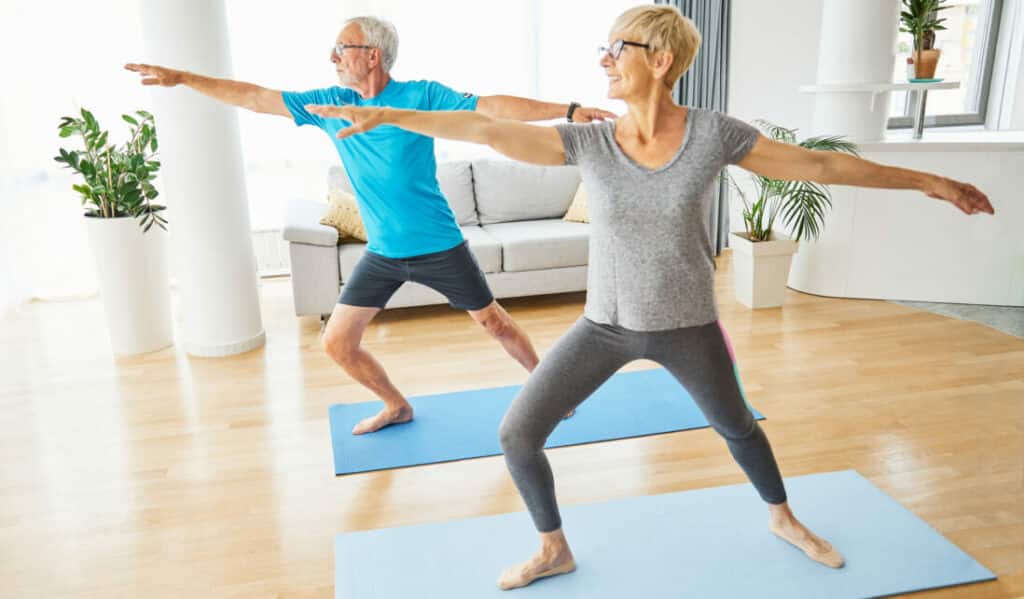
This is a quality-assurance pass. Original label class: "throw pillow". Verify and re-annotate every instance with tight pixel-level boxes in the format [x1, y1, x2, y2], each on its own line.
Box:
[320, 189, 368, 243]
[563, 182, 589, 223]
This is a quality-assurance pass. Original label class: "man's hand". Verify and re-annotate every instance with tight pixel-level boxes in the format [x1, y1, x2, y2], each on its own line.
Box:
[306, 104, 393, 139]
[925, 177, 994, 215]
[571, 106, 617, 123]
[124, 63, 187, 87]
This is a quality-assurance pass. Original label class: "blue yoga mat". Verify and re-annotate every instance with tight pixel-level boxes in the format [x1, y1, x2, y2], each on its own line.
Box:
[335, 470, 995, 598]
[328, 368, 763, 475]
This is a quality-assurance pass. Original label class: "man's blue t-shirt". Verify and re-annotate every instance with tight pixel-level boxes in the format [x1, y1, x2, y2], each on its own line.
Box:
[282, 80, 478, 258]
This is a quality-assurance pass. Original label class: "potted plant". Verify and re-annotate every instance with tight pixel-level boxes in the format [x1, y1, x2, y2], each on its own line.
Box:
[900, 0, 950, 80]
[727, 121, 859, 309]
[54, 109, 174, 355]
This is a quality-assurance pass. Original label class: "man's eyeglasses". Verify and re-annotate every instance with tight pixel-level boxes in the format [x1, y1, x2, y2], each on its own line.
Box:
[597, 39, 651, 60]
[332, 43, 374, 56]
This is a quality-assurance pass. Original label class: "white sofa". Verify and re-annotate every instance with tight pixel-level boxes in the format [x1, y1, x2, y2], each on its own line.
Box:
[282, 160, 590, 318]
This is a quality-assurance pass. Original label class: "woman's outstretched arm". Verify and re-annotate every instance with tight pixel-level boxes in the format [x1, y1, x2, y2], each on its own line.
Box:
[737, 136, 994, 216]
[305, 105, 567, 166]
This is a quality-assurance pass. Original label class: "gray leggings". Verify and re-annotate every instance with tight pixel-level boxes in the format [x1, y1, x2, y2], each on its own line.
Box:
[499, 317, 787, 533]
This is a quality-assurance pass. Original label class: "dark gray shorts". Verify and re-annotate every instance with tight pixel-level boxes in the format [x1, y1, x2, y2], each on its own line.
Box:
[338, 241, 495, 311]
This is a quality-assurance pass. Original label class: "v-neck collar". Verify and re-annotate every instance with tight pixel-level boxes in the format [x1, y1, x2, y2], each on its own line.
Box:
[609, 108, 695, 175]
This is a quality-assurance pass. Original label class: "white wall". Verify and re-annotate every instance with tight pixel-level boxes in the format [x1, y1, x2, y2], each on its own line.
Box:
[728, 0, 821, 134]
[727, 0, 822, 236]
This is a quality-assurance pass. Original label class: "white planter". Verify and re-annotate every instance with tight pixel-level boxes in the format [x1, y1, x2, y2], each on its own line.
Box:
[729, 232, 799, 309]
[84, 215, 173, 355]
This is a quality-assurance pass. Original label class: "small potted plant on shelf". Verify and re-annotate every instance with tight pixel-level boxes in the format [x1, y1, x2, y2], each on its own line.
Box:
[54, 108, 174, 355]
[900, 0, 950, 80]
[727, 121, 859, 309]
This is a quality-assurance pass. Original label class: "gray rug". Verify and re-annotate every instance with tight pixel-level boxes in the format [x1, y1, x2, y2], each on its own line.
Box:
[893, 301, 1024, 338]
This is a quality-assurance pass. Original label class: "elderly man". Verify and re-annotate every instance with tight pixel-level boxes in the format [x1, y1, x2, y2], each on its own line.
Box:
[126, 16, 613, 435]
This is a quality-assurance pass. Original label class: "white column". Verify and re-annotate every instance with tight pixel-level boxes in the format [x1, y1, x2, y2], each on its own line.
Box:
[811, 0, 901, 141]
[137, 0, 265, 357]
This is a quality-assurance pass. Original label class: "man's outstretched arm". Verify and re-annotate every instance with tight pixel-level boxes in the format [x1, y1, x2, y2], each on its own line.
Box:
[124, 63, 290, 117]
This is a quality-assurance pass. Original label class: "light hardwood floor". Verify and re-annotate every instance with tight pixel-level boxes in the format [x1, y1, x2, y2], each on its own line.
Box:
[2, 254, 1021, 598]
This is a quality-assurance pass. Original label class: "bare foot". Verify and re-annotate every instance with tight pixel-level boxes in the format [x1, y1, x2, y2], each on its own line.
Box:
[351, 404, 414, 435]
[770, 518, 845, 568]
[497, 544, 576, 590]
[564, 408, 575, 419]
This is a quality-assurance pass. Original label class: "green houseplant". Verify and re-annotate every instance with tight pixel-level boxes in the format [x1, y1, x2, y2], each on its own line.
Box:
[53, 108, 173, 355]
[727, 120, 858, 309]
[899, 0, 950, 80]
[54, 108, 167, 231]
[731, 120, 859, 244]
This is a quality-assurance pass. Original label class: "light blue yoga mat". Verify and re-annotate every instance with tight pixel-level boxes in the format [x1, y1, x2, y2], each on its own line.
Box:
[334, 470, 995, 598]
[328, 368, 764, 475]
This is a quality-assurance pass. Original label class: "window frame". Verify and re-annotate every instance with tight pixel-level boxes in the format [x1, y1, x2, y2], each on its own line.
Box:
[888, 0, 1004, 129]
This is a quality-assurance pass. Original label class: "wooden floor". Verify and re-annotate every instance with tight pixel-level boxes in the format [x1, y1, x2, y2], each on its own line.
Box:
[2, 253, 1022, 598]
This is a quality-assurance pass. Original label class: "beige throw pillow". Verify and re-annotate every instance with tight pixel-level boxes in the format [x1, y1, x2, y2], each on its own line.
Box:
[320, 189, 368, 243]
[563, 182, 589, 223]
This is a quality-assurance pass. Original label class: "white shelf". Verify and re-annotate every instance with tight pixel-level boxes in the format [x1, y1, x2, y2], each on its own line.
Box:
[799, 81, 960, 94]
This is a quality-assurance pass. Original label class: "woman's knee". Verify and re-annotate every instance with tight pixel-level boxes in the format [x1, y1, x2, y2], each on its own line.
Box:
[714, 410, 759, 441]
[498, 414, 540, 456]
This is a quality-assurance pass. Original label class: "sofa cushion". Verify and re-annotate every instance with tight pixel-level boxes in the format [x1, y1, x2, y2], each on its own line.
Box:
[338, 225, 503, 281]
[471, 160, 580, 225]
[283, 198, 339, 247]
[482, 219, 589, 272]
[328, 161, 477, 226]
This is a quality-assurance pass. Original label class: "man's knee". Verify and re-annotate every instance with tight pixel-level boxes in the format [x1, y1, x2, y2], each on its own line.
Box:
[322, 326, 360, 367]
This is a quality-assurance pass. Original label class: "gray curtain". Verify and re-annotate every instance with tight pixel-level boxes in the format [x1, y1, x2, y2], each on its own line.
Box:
[656, 0, 733, 254]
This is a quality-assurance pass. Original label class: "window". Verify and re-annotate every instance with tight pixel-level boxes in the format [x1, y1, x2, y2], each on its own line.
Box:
[889, 0, 1004, 128]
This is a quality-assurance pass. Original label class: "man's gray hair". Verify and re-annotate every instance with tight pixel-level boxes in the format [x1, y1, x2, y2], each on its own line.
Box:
[345, 16, 399, 73]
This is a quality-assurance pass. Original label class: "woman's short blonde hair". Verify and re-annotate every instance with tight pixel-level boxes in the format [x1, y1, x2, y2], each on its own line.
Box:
[610, 5, 701, 87]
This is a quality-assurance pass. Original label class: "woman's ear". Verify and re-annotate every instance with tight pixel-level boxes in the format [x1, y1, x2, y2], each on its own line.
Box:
[650, 49, 675, 82]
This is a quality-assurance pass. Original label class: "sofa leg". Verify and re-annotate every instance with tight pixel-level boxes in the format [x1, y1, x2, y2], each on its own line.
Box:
[320, 314, 330, 334]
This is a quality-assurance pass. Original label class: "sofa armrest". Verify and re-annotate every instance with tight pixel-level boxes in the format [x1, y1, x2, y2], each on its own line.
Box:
[283, 198, 339, 247]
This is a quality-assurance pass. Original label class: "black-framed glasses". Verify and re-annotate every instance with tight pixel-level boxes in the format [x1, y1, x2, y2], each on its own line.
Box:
[332, 43, 374, 56]
[597, 39, 651, 60]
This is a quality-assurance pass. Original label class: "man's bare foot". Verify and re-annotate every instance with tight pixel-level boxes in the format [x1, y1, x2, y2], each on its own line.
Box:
[770, 518, 845, 568]
[351, 404, 414, 435]
[498, 530, 576, 590]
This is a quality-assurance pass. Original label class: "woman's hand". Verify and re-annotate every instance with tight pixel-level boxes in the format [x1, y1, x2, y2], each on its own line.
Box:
[305, 105, 395, 139]
[924, 177, 994, 215]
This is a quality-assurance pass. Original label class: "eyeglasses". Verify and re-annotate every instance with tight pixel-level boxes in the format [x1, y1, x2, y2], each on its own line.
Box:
[332, 43, 374, 56]
[597, 39, 651, 60]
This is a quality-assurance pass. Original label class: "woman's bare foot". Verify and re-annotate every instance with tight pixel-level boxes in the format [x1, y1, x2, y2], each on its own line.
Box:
[498, 529, 577, 590]
[351, 403, 414, 435]
[768, 503, 844, 568]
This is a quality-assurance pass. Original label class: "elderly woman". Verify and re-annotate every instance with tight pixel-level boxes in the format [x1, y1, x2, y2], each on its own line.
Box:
[308, 4, 993, 591]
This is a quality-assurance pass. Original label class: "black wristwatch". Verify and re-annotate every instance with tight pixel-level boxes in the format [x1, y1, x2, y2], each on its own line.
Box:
[566, 101, 581, 123]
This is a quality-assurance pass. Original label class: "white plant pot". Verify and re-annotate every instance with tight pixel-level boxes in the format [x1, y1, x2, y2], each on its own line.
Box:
[729, 232, 799, 309]
[84, 215, 173, 355]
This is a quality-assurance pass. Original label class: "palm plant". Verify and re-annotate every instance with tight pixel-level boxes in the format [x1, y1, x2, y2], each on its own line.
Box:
[54, 108, 167, 232]
[899, 0, 950, 71]
[728, 120, 858, 243]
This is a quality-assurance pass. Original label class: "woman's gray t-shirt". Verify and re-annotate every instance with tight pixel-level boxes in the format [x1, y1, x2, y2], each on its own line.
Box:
[554, 108, 759, 331]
